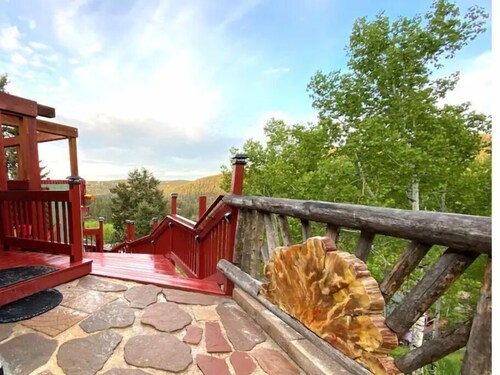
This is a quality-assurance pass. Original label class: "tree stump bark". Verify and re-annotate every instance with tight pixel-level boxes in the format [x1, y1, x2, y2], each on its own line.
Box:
[261, 237, 399, 375]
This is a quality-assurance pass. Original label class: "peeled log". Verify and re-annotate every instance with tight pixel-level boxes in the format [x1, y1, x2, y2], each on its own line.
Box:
[261, 237, 399, 375]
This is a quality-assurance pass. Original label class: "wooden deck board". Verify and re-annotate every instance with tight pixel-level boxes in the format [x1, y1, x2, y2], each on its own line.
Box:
[0, 249, 92, 306]
[84, 252, 225, 295]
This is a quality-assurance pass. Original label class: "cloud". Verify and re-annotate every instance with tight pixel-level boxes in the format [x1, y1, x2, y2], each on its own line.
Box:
[0, 25, 21, 50]
[264, 67, 291, 75]
[442, 51, 492, 115]
[10, 53, 27, 64]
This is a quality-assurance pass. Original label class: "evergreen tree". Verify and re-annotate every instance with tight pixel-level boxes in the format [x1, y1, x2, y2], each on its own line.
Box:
[110, 168, 167, 241]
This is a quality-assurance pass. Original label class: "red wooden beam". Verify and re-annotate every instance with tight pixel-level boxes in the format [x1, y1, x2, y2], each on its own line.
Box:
[170, 192, 178, 215]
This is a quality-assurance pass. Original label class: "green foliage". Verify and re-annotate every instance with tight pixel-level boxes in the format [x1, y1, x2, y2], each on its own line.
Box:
[110, 168, 167, 241]
[308, 0, 489, 210]
[84, 220, 115, 244]
[221, 0, 491, 341]
[0, 73, 8, 92]
[88, 195, 114, 220]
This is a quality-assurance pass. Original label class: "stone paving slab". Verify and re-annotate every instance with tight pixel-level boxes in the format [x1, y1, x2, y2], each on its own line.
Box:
[0, 276, 307, 375]
[205, 322, 232, 353]
[183, 325, 203, 345]
[216, 302, 266, 351]
[62, 290, 118, 313]
[77, 276, 128, 292]
[80, 301, 135, 333]
[196, 355, 230, 375]
[57, 330, 122, 375]
[163, 288, 229, 305]
[124, 285, 162, 308]
[141, 302, 192, 332]
[0, 333, 57, 375]
[0, 322, 14, 341]
[124, 334, 193, 372]
[20, 305, 88, 337]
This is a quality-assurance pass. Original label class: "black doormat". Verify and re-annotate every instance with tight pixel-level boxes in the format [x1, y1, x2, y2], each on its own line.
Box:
[0, 266, 57, 288]
[0, 289, 63, 323]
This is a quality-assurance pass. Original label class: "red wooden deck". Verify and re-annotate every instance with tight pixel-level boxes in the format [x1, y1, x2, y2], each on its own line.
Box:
[84, 252, 225, 295]
[0, 249, 92, 306]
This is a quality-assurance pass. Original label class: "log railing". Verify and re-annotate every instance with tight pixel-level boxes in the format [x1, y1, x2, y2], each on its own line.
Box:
[222, 194, 491, 375]
[0, 177, 84, 262]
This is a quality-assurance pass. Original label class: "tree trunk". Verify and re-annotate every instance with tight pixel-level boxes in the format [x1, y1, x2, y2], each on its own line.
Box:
[409, 179, 425, 375]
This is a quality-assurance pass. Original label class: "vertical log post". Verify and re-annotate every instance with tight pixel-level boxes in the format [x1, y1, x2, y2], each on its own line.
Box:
[301, 219, 311, 241]
[68, 176, 83, 262]
[325, 223, 340, 244]
[461, 257, 491, 374]
[277, 215, 292, 246]
[354, 230, 375, 261]
[98, 217, 105, 252]
[198, 195, 207, 220]
[170, 193, 178, 216]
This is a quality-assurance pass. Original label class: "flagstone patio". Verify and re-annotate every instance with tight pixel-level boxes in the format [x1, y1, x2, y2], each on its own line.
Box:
[0, 275, 305, 375]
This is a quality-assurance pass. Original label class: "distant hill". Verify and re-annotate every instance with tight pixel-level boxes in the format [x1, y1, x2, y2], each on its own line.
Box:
[85, 174, 224, 197]
[162, 174, 225, 197]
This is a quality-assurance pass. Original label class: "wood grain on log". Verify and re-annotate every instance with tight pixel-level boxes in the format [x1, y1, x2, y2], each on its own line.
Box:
[260, 237, 399, 375]
[217, 259, 372, 375]
[222, 195, 491, 254]
[395, 321, 472, 373]
[379, 241, 432, 302]
[386, 248, 478, 336]
[263, 213, 279, 258]
[461, 258, 491, 375]
[354, 231, 375, 261]
[277, 215, 293, 246]
[325, 223, 340, 244]
[301, 219, 311, 241]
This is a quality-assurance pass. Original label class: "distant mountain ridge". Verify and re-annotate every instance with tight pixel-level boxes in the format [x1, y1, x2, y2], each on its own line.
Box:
[86, 174, 225, 197]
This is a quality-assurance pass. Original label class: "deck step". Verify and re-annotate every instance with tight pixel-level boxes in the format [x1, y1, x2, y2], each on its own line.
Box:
[0, 250, 92, 306]
[84, 252, 225, 295]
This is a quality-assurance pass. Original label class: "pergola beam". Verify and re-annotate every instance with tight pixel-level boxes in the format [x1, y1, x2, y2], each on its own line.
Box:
[1, 113, 78, 138]
[0, 92, 55, 118]
[2, 132, 67, 147]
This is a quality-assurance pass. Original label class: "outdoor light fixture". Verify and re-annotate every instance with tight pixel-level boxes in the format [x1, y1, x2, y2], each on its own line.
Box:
[224, 212, 232, 223]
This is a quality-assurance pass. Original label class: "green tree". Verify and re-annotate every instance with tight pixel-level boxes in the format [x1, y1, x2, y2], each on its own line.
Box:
[0, 73, 8, 91]
[308, 0, 489, 210]
[110, 168, 167, 241]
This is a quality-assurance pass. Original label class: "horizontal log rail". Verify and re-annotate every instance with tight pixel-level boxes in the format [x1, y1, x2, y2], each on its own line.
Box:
[223, 195, 491, 255]
[223, 194, 491, 374]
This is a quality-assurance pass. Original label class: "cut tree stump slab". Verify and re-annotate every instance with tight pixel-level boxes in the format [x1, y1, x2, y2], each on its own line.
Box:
[261, 237, 399, 374]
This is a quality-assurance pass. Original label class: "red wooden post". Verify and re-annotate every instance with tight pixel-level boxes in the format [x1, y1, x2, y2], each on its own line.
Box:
[98, 217, 105, 252]
[231, 154, 248, 195]
[68, 176, 83, 262]
[170, 193, 178, 216]
[198, 196, 207, 220]
[126, 220, 135, 242]
[225, 154, 248, 294]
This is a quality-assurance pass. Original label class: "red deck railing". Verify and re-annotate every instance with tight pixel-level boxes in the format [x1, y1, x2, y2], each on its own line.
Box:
[83, 217, 105, 252]
[110, 155, 247, 293]
[0, 177, 84, 262]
